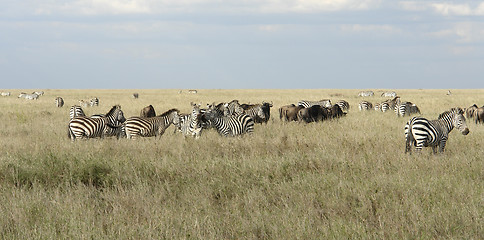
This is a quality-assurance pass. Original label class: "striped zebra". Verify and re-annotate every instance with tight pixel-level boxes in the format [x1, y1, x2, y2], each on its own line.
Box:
[297, 99, 332, 108]
[18, 93, 39, 100]
[89, 97, 99, 107]
[358, 101, 373, 111]
[69, 105, 86, 119]
[1, 92, 11, 96]
[381, 91, 397, 98]
[225, 100, 244, 116]
[178, 103, 203, 139]
[79, 100, 88, 107]
[204, 105, 254, 137]
[124, 109, 180, 139]
[374, 102, 391, 112]
[33, 91, 44, 96]
[405, 108, 469, 154]
[68, 105, 126, 141]
[335, 100, 350, 112]
[55, 97, 64, 107]
[358, 91, 374, 97]
[395, 101, 421, 117]
[241, 103, 267, 124]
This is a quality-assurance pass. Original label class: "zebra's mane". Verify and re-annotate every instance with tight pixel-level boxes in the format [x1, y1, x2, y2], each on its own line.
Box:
[158, 108, 179, 117]
[105, 105, 121, 116]
[438, 108, 464, 119]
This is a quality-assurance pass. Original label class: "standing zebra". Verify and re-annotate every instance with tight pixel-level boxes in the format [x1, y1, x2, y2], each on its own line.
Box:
[241, 103, 267, 124]
[381, 91, 397, 98]
[358, 91, 374, 97]
[178, 103, 203, 139]
[225, 100, 244, 116]
[69, 105, 86, 119]
[55, 97, 64, 107]
[124, 109, 180, 139]
[358, 101, 373, 111]
[298, 99, 332, 108]
[335, 100, 350, 112]
[89, 97, 99, 107]
[405, 108, 469, 154]
[395, 101, 421, 117]
[68, 105, 126, 141]
[204, 105, 254, 137]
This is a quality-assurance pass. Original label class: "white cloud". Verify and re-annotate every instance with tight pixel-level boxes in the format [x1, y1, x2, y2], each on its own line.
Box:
[340, 24, 401, 34]
[429, 22, 484, 43]
[399, 1, 484, 16]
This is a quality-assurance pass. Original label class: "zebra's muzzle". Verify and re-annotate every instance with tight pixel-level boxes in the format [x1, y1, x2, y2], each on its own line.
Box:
[462, 128, 470, 135]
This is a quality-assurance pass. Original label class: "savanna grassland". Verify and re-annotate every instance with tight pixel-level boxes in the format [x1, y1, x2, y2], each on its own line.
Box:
[0, 89, 483, 239]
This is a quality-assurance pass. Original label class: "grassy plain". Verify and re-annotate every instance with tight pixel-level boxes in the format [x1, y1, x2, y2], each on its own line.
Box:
[0, 89, 483, 239]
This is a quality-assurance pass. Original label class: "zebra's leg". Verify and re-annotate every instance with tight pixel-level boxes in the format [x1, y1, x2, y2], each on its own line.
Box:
[438, 140, 447, 153]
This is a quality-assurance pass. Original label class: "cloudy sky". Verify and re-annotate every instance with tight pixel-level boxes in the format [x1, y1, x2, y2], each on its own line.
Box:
[1, 0, 483, 89]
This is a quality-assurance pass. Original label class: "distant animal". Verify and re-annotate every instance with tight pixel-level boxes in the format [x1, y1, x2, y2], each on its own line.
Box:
[358, 101, 373, 111]
[473, 107, 484, 124]
[140, 105, 156, 118]
[78, 100, 88, 107]
[69, 105, 86, 119]
[447, 90, 452, 96]
[466, 104, 478, 119]
[297, 99, 332, 108]
[89, 97, 99, 107]
[1, 92, 11, 96]
[68, 105, 126, 141]
[33, 91, 44, 96]
[55, 97, 64, 107]
[396, 101, 420, 117]
[335, 100, 350, 112]
[297, 105, 328, 123]
[381, 91, 397, 98]
[188, 89, 198, 94]
[405, 108, 469, 154]
[18, 93, 39, 100]
[124, 109, 180, 139]
[358, 91, 374, 97]
[132, 93, 139, 99]
[204, 105, 254, 137]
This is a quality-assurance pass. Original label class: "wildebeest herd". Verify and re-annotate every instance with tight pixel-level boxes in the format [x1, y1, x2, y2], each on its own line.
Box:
[3, 89, 483, 154]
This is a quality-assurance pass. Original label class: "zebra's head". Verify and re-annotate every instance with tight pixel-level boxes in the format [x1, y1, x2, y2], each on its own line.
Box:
[107, 105, 126, 126]
[441, 108, 469, 135]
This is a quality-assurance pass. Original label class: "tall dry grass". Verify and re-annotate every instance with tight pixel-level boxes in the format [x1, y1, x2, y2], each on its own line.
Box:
[0, 89, 483, 239]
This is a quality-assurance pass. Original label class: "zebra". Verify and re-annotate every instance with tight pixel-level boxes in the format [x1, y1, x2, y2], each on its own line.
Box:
[241, 103, 267, 124]
[374, 102, 391, 112]
[79, 100, 88, 107]
[358, 101, 373, 111]
[89, 97, 99, 107]
[55, 97, 64, 107]
[335, 100, 350, 112]
[33, 91, 44, 96]
[124, 108, 179, 139]
[178, 103, 203, 139]
[358, 91, 374, 97]
[18, 93, 39, 100]
[204, 105, 254, 137]
[69, 105, 86, 119]
[68, 105, 126, 141]
[405, 108, 469, 154]
[297, 99, 332, 108]
[395, 101, 421, 117]
[188, 89, 198, 94]
[1, 92, 11, 96]
[225, 100, 244, 116]
[381, 91, 397, 98]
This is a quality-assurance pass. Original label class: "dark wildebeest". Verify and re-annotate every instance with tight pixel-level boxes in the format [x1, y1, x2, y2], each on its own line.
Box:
[328, 104, 345, 119]
[140, 105, 156, 118]
[278, 104, 295, 121]
[132, 93, 139, 99]
[466, 104, 478, 119]
[297, 105, 328, 123]
[474, 107, 484, 124]
[282, 105, 304, 122]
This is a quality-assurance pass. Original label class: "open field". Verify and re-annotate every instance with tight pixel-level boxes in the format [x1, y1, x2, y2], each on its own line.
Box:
[0, 89, 483, 239]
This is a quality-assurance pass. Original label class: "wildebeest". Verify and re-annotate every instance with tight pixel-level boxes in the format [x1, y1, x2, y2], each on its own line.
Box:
[280, 105, 304, 122]
[132, 93, 139, 99]
[140, 105, 156, 118]
[55, 97, 64, 107]
[297, 105, 328, 123]
[241, 101, 273, 124]
[474, 107, 484, 124]
[328, 104, 345, 119]
[466, 104, 478, 119]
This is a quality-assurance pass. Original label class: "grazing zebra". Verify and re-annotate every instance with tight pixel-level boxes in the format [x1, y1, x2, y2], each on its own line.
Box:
[335, 100, 350, 112]
[89, 97, 99, 107]
[55, 97, 64, 107]
[395, 101, 421, 117]
[68, 105, 126, 141]
[297, 99, 332, 108]
[33, 91, 44, 96]
[1, 92, 11, 96]
[358, 101, 373, 111]
[381, 91, 397, 98]
[405, 108, 469, 154]
[132, 93, 139, 99]
[358, 91, 374, 97]
[374, 102, 391, 112]
[124, 109, 180, 139]
[69, 105, 86, 119]
[18, 93, 39, 100]
[188, 89, 198, 94]
[204, 105, 254, 137]
[178, 103, 203, 138]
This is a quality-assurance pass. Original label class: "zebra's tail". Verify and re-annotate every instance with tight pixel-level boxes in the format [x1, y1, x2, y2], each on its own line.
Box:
[404, 117, 416, 153]
[67, 124, 75, 141]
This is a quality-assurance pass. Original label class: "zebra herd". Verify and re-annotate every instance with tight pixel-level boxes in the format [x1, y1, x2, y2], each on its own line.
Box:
[359, 96, 421, 117]
[67, 100, 272, 140]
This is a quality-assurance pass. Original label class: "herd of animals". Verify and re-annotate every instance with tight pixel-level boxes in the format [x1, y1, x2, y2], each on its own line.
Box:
[2, 90, 484, 154]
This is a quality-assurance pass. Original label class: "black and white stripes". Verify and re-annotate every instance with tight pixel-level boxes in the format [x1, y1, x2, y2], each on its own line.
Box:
[68, 105, 125, 140]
